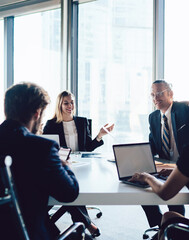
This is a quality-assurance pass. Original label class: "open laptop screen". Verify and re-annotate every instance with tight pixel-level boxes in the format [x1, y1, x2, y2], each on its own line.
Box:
[113, 143, 156, 179]
[42, 134, 60, 147]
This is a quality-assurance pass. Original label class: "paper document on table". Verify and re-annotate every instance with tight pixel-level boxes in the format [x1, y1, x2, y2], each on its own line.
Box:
[70, 160, 89, 167]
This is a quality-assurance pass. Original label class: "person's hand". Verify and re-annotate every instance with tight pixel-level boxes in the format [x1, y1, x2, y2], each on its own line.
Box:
[97, 123, 114, 139]
[60, 157, 71, 167]
[128, 172, 150, 183]
[158, 168, 173, 177]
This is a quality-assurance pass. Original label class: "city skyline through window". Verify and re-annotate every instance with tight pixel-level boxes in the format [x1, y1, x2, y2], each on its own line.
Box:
[78, 0, 153, 152]
[165, 0, 189, 102]
[14, 9, 61, 124]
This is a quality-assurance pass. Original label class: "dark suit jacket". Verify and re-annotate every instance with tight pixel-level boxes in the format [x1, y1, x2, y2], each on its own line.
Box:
[43, 116, 103, 151]
[0, 119, 79, 240]
[149, 101, 189, 158]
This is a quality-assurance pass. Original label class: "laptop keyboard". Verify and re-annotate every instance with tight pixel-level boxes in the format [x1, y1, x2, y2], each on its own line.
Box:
[123, 180, 150, 188]
[132, 181, 149, 187]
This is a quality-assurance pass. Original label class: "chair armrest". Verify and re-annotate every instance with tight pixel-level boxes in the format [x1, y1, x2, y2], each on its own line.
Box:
[57, 222, 85, 240]
[164, 223, 189, 240]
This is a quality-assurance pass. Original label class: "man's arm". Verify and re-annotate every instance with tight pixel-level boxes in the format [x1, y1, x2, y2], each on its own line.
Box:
[149, 131, 157, 156]
[149, 114, 158, 156]
[43, 141, 79, 203]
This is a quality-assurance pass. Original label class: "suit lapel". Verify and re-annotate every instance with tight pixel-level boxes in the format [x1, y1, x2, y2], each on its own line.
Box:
[73, 116, 82, 150]
[59, 122, 67, 147]
[171, 103, 178, 148]
[156, 112, 162, 152]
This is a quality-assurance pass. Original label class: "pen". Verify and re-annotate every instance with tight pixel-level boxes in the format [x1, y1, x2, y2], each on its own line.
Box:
[102, 126, 115, 138]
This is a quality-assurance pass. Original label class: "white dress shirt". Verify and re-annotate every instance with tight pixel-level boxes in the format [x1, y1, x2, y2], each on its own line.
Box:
[63, 120, 79, 152]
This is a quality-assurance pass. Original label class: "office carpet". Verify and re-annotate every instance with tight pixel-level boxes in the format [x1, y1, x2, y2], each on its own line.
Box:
[51, 205, 189, 240]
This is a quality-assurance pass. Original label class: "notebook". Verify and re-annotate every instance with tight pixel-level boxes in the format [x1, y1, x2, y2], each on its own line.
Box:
[113, 142, 165, 188]
[42, 134, 60, 147]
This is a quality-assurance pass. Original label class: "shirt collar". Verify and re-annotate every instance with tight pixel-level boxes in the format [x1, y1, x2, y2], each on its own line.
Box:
[160, 103, 173, 118]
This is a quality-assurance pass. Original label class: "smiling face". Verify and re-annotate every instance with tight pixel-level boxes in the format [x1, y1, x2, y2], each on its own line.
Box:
[151, 83, 173, 113]
[62, 95, 75, 117]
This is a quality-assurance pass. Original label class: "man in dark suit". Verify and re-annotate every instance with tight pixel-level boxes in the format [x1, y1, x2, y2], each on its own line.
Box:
[142, 80, 189, 229]
[0, 83, 79, 240]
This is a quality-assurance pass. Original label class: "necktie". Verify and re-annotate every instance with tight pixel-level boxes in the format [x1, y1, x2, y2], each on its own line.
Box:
[162, 114, 170, 159]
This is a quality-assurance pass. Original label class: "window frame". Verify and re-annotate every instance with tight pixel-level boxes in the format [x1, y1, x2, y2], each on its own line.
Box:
[2, 0, 165, 111]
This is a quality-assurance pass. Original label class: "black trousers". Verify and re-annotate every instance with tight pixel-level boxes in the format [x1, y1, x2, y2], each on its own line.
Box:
[48, 205, 91, 228]
[65, 206, 92, 228]
[142, 205, 185, 227]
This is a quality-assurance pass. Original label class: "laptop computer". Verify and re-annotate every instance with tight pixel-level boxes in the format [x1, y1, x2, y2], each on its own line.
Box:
[41, 134, 60, 147]
[113, 142, 165, 188]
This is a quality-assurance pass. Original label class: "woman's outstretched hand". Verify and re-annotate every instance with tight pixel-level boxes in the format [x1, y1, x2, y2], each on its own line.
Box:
[97, 123, 114, 139]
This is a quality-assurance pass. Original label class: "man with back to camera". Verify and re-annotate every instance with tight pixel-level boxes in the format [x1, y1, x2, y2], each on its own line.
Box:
[0, 82, 80, 240]
[142, 80, 189, 232]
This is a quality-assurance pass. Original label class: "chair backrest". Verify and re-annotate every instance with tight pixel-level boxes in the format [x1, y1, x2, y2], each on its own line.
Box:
[0, 155, 30, 240]
[0, 155, 85, 240]
[164, 223, 189, 240]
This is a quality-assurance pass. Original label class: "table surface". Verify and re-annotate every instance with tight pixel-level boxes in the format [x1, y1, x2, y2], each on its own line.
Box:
[48, 152, 189, 206]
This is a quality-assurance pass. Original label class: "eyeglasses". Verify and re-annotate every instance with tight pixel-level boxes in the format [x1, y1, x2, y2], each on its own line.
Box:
[150, 89, 169, 98]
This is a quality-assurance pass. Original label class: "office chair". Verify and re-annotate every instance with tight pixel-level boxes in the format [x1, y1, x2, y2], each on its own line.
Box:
[143, 226, 159, 239]
[87, 119, 103, 219]
[163, 223, 189, 240]
[0, 155, 30, 240]
[0, 155, 85, 240]
[48, 118, 102, 223]
[143, 222, 189, 240]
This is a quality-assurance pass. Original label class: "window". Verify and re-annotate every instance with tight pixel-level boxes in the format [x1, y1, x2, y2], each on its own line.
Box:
[0, 20, 4, 123]
[14, 9, 61, 123]
[165, 0, 189, 101]
[78, 0, 153, 152]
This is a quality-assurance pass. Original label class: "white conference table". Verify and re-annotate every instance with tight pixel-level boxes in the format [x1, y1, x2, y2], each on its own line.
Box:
[48, 152, 189, 206]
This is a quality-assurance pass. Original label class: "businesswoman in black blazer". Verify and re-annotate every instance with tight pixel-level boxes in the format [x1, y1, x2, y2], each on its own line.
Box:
[43, 90, 114, 237]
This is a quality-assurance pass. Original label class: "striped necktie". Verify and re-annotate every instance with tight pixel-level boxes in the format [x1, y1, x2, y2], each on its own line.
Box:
[162, 114, 170, 159]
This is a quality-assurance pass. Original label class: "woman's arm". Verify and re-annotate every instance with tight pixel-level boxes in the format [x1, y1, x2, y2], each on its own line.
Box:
[96, 123, 114, 140]
[129, 167, 189, 200]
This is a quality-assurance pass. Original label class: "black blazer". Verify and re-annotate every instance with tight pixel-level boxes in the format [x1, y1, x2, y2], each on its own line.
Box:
[0, 119, 79, 240]
[149, 101, 189, 158]
[43, 116, 103, 151]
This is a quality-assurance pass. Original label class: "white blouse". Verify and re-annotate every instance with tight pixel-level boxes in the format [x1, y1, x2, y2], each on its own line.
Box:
[63, 120, 79, 152]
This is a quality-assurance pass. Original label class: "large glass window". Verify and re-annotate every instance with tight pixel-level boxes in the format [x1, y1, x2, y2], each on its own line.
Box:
[165, 0, 189, 101]
[78, 0, 153, 152]
[0, 20, 4, 124]
[14, 9, 61, 123]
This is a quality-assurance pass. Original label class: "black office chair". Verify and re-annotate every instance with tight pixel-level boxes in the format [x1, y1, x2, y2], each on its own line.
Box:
[0, 155, 30, 240]
[163, 223, 189, 240]
[0, 155, 85, 240]
[143, 222, 189, 240]
[49, 118, 102, 223]
[143, 226, 159, 239]
[87, 119, 102, 219]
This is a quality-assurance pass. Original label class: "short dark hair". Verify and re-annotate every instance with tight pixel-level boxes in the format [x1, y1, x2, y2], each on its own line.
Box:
[152, 80, 172, 91]
[4, 82, 50, 124]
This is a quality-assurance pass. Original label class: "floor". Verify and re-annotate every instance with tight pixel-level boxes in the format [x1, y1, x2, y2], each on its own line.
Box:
[52, 205, 189, 240]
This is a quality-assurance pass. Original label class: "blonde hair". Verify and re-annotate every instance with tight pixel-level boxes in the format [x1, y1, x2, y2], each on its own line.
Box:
[53, 90, 75, 123]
